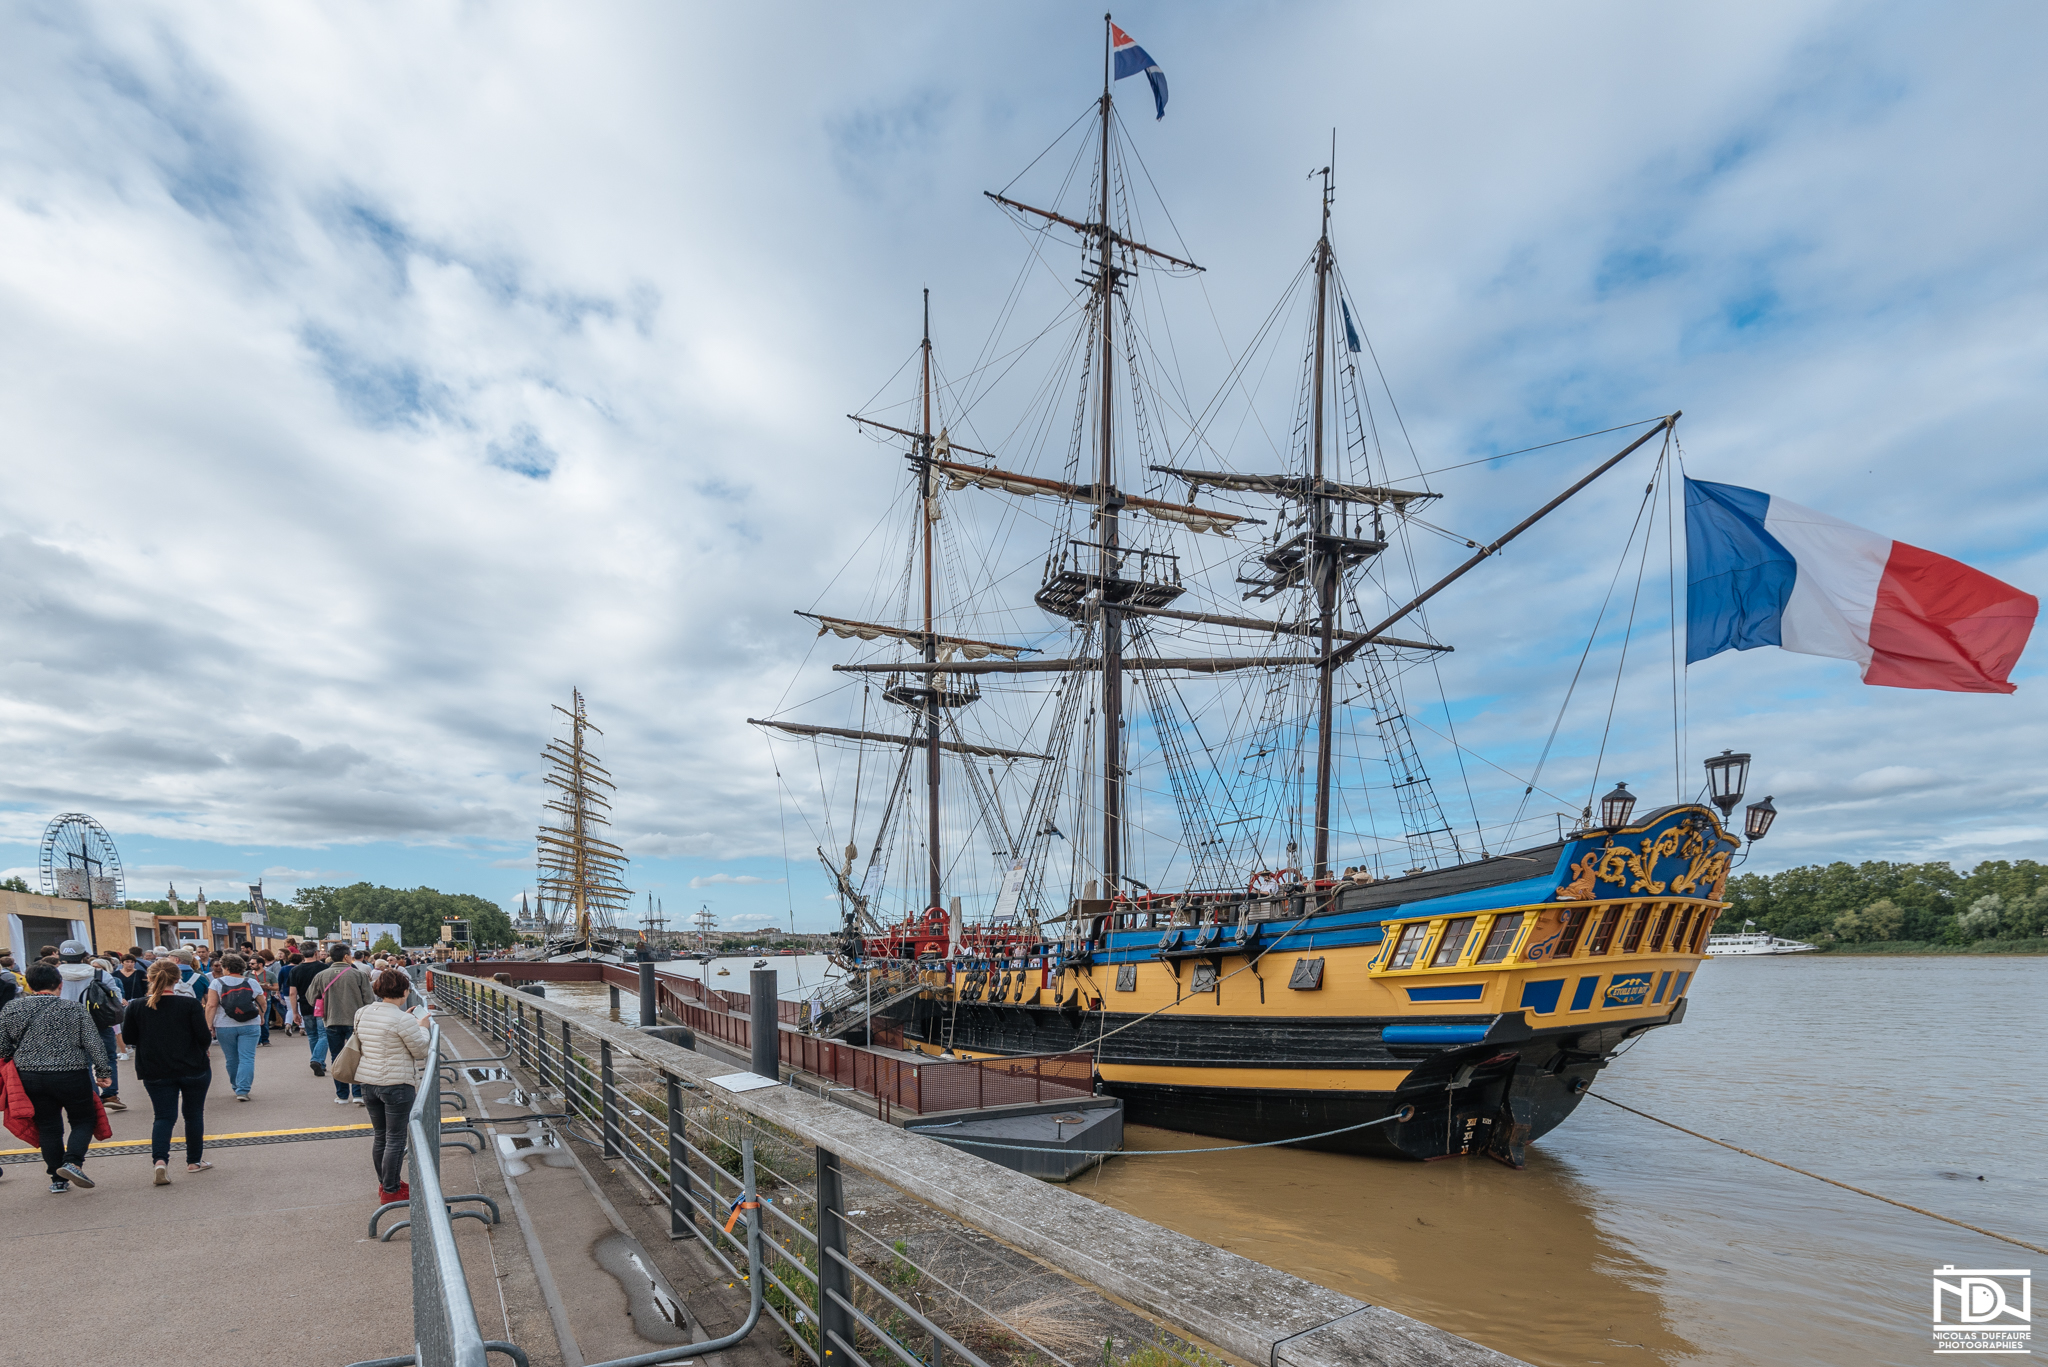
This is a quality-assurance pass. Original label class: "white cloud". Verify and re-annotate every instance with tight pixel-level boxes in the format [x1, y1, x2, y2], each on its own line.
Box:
[0, 0, 2040, 910]
[688, 874, 783, 889]
[723, 913, 780, 928]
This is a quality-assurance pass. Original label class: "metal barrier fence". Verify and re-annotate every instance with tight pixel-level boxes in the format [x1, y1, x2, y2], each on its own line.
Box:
[347, 1023, 526, 1367]
[428, 971, 1217, 1367]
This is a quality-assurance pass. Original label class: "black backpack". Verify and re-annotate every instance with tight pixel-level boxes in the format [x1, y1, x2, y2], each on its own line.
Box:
[82, 974, 124, 1030]
[217, 978, 262, 1023]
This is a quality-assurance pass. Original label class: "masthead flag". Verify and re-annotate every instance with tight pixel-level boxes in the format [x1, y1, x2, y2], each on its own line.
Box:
[1685, 478, 2036, 693]
[1112, 24, 1168, 120]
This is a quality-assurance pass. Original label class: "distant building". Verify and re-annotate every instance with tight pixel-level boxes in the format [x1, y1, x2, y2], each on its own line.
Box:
[1, 888, 156, 957]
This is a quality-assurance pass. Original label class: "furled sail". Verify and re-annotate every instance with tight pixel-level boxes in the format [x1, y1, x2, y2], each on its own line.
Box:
[1150, 465, 1440, 511]
[796, 612, 1036, 662]
[935, 460, 1257, 536]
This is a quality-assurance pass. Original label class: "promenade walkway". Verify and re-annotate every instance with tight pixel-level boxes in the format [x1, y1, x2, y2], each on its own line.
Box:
[0, 1005, 776, 1367]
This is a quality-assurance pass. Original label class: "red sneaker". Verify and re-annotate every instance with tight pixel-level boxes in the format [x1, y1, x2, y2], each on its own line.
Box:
[394, 1182, 411, 1202]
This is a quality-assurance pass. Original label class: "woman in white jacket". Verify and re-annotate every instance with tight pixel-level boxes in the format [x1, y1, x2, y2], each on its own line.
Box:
[351, 968, 430, 1204]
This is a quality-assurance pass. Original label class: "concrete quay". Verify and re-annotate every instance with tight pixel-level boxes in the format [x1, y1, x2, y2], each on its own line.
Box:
[0, 1008, 778, 1367]
[459, 970, 1532, 1367]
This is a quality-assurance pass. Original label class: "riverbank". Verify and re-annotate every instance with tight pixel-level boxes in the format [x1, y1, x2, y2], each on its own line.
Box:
[1809, 937, 2048, 954]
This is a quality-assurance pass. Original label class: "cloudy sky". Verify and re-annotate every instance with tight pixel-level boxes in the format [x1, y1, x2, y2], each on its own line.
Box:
[2, 2, 2042, 930]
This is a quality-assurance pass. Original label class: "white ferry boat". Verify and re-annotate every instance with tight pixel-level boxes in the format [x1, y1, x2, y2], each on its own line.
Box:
[1705, 928, 1816, 956]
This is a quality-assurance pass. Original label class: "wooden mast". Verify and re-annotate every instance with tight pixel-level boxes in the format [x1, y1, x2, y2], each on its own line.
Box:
[1097, 12, 1125, 896]
[1310, 160, 1337, 882]
[919, 289, 943, 914]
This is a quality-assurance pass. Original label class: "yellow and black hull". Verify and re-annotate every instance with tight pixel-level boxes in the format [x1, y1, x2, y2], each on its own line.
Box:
[892, 803, 1737, 1164]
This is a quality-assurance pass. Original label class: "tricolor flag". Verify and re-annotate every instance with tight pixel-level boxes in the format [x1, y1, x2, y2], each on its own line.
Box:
[1112, 23, 1168, 120]
[1685, 478, 2036, 693]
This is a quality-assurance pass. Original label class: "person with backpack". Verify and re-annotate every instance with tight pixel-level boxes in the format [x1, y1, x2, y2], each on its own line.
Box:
[0, 960, 113, 1192]
[204, 954, 264, 1102]
[57, 942, 128, 1112]
[123, 958, 213, 1183]
[257, 953, 283, 1045]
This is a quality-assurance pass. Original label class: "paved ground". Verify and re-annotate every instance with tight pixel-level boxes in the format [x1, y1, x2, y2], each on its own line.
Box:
[0, 1006, 776, 1366]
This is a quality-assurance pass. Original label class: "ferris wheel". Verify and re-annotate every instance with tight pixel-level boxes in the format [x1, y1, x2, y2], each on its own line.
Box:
[40, 812, 126, 907]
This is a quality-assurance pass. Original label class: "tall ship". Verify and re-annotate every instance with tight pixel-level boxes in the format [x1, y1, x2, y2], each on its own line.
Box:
[753, 21, 1782, 1165]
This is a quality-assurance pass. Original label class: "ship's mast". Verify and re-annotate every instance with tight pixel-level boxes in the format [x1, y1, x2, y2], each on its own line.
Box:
[919, 290, 943, 914]
[536, 688, 632, 947]
[1096, 13, 1125, 895]
[1310, 160, 1337, 881]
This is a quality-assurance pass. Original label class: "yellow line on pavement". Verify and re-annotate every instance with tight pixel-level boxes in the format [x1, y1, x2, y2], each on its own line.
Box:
[0, 1122, 372, 1157]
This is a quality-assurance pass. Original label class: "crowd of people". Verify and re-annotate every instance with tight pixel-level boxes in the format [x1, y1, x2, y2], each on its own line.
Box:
[0, 937, 434, 1201]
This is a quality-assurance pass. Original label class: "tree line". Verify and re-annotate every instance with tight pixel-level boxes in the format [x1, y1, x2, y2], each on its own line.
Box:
[126, 882, 516, 949]
[1723, 858, 2048, 945]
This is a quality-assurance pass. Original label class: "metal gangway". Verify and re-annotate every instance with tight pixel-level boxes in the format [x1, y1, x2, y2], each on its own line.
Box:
[801, 961, 928, 1041]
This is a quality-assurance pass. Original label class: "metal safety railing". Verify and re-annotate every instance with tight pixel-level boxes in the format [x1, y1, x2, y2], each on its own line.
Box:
[427, 971, 1226, 1367]
[347, 1023, 525, 1367]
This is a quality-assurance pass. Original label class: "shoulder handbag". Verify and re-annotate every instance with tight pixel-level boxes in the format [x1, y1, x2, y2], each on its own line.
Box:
[329, 1026, 365, 1084]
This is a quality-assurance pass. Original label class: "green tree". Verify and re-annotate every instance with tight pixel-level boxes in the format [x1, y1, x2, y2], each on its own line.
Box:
[285, 882, 516, 949]
[1832, 898, 1904, 943]
[0, 876, 30, 893]
[370, 932, 402, 956]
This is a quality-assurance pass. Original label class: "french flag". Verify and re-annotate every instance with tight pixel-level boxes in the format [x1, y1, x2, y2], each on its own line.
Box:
[1112, 23, 1168, 120]
[1686, 478, 2036, 693]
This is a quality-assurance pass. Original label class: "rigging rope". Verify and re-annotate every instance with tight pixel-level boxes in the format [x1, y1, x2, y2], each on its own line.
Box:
[1584, 440, 1671, 812]
[1585, 1092, 2047, 1258]
[1505, 459, 1664, 842]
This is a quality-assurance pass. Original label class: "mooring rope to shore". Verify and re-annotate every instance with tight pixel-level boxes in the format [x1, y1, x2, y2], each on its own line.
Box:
[1587, 1091, 2047, 1257]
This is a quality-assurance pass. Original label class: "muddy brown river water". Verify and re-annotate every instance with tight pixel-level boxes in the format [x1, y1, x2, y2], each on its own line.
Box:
[531, 955, 2043, 1365]
[1078, 955, 2046, 1367]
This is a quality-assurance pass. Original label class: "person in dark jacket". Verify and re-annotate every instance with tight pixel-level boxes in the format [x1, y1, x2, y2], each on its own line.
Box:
[122, 959, 214, 1183]
[290, 950, 331, 1076]
[0, 961, 112, 1192]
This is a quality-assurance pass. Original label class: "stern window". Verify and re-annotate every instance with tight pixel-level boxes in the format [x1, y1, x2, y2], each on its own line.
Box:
[1430, 917, 1478, 967]
[1555, 908, 1590, 957]
[1621, 905, 1651, 953]
[1671, 908, 1698, 952]
[1387, 923, 1432, 969]
[1587, 907, 1623, 955]
[1648, 905, 1676, 952]
[1475, 913, 1526, 964]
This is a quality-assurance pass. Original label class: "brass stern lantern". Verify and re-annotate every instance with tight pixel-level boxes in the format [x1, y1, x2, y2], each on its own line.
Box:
[1703, 749, 1751, 818]
[1744, 795, 1778, 842]
[1599, 782, 1637, 829]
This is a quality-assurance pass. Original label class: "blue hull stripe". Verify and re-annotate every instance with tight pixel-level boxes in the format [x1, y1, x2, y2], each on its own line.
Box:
[1569, 975, 1600, 1012]
[1405, 983, 1485, 1003]
[1383, 1023, 1490, 1045]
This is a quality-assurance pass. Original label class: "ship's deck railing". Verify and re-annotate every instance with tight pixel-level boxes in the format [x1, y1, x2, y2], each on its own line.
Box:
[427, 970, 1224, 1367]
[494, 959, 1096, 1120]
